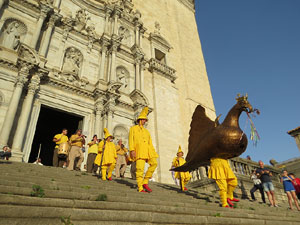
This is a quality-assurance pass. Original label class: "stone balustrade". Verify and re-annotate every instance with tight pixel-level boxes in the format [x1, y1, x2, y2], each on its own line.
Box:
[190, 157, 281, 183]
[148, 58, 176, 82]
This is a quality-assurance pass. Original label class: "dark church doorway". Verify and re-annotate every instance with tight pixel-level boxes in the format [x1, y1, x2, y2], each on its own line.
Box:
[29, 105, 83, 166]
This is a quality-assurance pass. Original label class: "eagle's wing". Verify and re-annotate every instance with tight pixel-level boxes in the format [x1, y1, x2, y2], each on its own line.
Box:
[186, 105, 215, 162]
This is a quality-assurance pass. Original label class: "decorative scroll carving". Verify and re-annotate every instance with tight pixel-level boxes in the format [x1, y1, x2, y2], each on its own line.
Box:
[0, 19, 27, 50]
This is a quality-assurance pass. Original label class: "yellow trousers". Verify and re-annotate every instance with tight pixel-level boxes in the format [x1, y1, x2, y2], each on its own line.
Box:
[101, 162, 116, 180]
[215, 178, 238, 207]
[136, 158, 157, 192]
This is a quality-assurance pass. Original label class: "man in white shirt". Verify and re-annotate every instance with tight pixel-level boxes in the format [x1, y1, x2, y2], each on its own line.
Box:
[250, 169, 265, 203]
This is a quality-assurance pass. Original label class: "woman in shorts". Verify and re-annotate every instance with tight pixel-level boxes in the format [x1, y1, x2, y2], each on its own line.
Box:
[281, 170, 300, 211]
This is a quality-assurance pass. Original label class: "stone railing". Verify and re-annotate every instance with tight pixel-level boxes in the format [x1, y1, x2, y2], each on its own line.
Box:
[148, 58, 177, 82]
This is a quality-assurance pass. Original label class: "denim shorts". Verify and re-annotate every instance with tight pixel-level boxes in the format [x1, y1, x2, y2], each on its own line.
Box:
[262, 182, 274, 192]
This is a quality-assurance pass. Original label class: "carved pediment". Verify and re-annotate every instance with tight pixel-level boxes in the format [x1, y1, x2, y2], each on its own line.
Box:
[18, 43, 40, 65]
[130, 89, 149, 107]
[149, 33, 172, 51]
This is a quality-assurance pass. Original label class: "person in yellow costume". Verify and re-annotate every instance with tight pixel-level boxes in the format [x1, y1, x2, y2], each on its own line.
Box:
[129, 107, 158, 193]
[94, 128, 117, 181]
[208, 158, 239, 208]
[52, 128, 69, 167]
[172, 145, 191, 191]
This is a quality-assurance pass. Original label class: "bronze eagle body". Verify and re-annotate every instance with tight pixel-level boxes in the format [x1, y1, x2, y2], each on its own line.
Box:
[172, 95, 254, 172]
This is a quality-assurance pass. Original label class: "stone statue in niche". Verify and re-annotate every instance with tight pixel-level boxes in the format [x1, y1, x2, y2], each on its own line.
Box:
[118, 26, 131, 46]
[116, 67, 129, 92]
[0, 21, 22, 50]
[62, 47, 83, 75]
[113, 126, 128, 147]
[74, 9, 90, 31]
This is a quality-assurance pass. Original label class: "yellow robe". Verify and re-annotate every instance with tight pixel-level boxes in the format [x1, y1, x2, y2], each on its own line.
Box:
[172, 157, 191, 190]
[129, 125, 158, 160]
[129, 124, 158, 192]
[172, 157, 191, 180]
[94, 140, 117, 166]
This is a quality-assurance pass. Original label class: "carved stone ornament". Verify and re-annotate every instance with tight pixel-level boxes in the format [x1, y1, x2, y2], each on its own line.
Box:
[130, 89, 149, 107]
[0, 18, 27, 50]
[18, 44, 40, 65]
[51, 72, 89, 89]
[75, 9, 90, 31]
[27, 74, 41, 94]
[118, 26, 131, 46]
[62, 47, 83, 75]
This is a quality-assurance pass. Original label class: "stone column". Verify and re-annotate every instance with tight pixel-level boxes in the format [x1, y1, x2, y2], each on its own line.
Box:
[0, 65, 29, 147]
[109, 42, 119, 82]
[140, 61, 145, 92]
[40, 13, 61, 57]
[135, 24, 140, 46]
[98, 38, 109, 81]
[103, 8, 112, 34]
[107, 111, 113, 133]
[134, 59, 140, 90]
[94, 100, 104, 137]
[31, 3, 50, 50]
[112, 11, 120, 35]
[11, 75, 40, 162]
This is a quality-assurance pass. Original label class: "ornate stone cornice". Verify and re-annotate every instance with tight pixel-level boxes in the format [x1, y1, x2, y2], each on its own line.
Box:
[0, 59, 18, 72]
[10, 0, 40, 14]
[148, 58, 177, 82]
[177, 0, 195, 13]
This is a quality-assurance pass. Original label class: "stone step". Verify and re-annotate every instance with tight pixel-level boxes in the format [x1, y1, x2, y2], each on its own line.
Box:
[0, 183, 297, 220]
[1, 161, 299, 225]
[0, 203, 299, 225]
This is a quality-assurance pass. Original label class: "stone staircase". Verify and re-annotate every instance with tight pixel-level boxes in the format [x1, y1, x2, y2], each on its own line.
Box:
[0, 160, 300, 225]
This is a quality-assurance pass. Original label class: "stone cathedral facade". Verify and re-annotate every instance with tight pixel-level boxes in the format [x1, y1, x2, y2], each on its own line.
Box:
[0, 0, 215, 183]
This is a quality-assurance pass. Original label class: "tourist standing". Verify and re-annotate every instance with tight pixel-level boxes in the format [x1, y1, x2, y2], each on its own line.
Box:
[250, 169, 266, 203]
[67, 129, 85, 171]
[115, 139, 128, 178]
[86, 135, 99, 173]
[256, 160, 277, 207]
[281, 170, 300, 211]
[52, 128, 68, 167]
[94, 128, 117, 181]
[172, 146, 191, 191]
[289, 173, 300, 200]
[129, 107, 158, 193]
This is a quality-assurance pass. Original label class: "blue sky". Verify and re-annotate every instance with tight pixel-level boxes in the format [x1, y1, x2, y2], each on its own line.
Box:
[194, 0, 300, 164]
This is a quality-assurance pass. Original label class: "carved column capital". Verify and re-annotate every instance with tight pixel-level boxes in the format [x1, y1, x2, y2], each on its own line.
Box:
[40, 3, 51, 18]
[27, 75, 41, 94]
[15, 74, 28, 88]
[48, 12, 62, 27]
